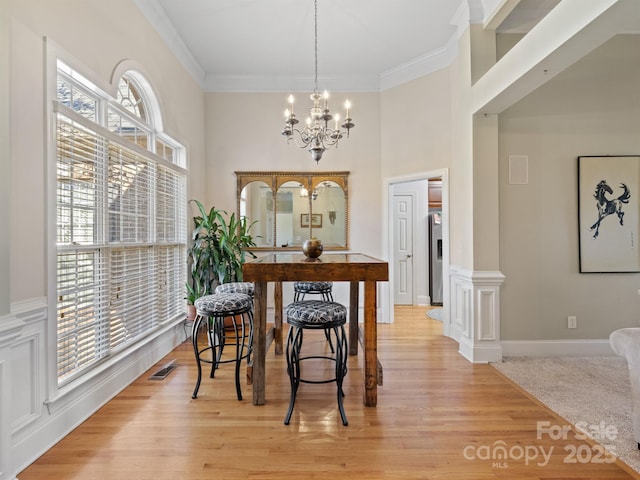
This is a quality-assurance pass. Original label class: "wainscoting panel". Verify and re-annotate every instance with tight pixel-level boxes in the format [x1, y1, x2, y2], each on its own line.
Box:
[0, 358, 7, 480]
[461, 285, 471, 338]
[5, 296, 184, 480]
[11, 334, 40, 433]
[478, 289, 497, 341]
[450, 266, 504, 363]
[450, 274, 468, 341]
[9, 298, 47, 443]
[0, 302, 36, 480]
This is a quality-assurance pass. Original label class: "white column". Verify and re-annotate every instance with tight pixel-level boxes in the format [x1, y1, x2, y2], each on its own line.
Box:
[450, 266, 505, 363]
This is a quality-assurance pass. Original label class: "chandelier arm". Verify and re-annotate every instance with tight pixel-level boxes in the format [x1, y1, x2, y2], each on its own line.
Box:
[286, 129, 314, 149]
[320, 134, 340, 148]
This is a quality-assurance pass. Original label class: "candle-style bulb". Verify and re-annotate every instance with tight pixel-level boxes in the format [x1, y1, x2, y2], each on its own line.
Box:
[288, 95, 295, 116]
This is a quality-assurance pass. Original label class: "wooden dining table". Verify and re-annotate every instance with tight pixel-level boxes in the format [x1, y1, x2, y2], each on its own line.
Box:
[242, 252, 389, 407]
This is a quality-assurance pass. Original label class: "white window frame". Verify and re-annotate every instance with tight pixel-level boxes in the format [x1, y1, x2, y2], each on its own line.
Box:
[46, 51, 187, 399]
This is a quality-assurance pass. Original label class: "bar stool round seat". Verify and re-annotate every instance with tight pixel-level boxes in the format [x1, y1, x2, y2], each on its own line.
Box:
[192, 292, 253, 401]
[215, 282, 255, 297]
[215, 282, 254, 330]
[293, 281, 335, 351]
[284, 299, 349, 426]
[293, 281, 333, 301]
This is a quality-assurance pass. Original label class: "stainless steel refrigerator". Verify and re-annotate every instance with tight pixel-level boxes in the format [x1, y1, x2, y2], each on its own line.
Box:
[428, 211, 443, 306]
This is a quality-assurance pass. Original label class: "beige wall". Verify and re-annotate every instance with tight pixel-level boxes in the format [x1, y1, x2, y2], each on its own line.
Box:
[470, 25, 501, 272]
[449, 28, 475, 271]
[472, 112, 501, 272]
[10, 16, 46, 302]
[8, 0, 206, 303]
[499, 34, 640, 340]
[204, 91, 383, 256]
[1, 0, 11, 315]
[380, 68, 453, 180]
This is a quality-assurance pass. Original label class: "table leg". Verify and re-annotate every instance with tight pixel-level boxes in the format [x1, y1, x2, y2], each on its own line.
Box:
[349, 281, 359, 355]
[252, 281, 267, 405]
[363, 280, 377, 407]
[274, 281, 283, 355]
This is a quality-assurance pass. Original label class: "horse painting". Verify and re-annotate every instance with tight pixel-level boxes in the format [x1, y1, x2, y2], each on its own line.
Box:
[590, 180, 631, 238]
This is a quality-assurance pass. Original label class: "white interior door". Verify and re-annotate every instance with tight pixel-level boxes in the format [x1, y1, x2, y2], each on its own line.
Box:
[394, 194, 413, 305]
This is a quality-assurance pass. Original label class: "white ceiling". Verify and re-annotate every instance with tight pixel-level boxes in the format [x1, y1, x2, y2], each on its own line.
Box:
[134, 0, 558, 92]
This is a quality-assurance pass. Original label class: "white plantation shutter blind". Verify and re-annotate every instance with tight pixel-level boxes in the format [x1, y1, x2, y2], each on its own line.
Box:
[109, 247, 155, 349]
[56, 119, 104, 245]
[107, 143, 152, 243]
[156, 245, 185, 322]
[156, 166, 186, 242]
[55, 65, 186, 385]
[57, 249, 109, 379]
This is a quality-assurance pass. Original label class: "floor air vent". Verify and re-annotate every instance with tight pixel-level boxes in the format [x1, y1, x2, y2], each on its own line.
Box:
[148, 359, 178, 380]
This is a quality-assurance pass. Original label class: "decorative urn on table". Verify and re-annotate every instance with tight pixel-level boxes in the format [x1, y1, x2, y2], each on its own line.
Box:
[302, 237, 323, 258]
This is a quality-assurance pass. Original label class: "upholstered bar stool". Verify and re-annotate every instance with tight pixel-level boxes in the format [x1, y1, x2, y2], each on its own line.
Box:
[284, 299, 349, 426]
[214, 281, 255, 362]
[192, 292, 253, 401]
[293, 281, 333, 302]
[215, 281, 255, 297]
[293, 281, 335, 352]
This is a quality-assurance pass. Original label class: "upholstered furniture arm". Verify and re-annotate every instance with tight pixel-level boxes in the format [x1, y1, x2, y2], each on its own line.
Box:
[610, 328, 640, 447]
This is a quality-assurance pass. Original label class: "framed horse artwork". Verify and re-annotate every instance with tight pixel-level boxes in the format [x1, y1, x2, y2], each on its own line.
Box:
[578, 155, 640, 273]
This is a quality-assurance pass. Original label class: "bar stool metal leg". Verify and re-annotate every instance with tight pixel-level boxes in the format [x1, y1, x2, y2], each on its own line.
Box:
[191, 314, 205, 399]
[192, 292, 253, 401]
[293, 284, 335, 353]
[284, 326, 304, 425]
[283, 299, 349, 426]
[322, 291, 335, 353]
[334, 325, 349, 425]
[230, 309, 253, 401]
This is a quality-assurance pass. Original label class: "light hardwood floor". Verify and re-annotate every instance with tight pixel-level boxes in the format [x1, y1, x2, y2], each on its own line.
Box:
[19, 306, 639, 479]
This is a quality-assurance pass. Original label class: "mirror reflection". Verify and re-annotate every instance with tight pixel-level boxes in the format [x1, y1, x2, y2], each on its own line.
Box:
[275, 181, 300, 248]
[236, 171, 349, 250]
[239, 180, 272, 247]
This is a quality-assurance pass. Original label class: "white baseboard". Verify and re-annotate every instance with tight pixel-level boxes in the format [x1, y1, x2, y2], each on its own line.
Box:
[416, 294, 430, 306]
[458, 336, 502, 363]
[500, 339, 615, 359]
[9, 319, 183, 479]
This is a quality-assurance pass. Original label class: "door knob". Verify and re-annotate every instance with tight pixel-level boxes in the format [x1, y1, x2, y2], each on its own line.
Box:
[406, 254, 412, 259]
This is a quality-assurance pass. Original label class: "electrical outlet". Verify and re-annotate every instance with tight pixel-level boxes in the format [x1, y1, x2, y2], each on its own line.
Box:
[568, 316, 577, 329]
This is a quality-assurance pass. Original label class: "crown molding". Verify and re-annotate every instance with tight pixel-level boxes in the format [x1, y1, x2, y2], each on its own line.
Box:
[203, 43, 460, 93]
[204, 73, 381, 93]
[380, 45, 457, 91]
[133, 0, 207, 89]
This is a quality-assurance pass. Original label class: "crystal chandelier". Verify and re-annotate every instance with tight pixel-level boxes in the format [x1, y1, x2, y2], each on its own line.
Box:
[281, 0, 355, 163]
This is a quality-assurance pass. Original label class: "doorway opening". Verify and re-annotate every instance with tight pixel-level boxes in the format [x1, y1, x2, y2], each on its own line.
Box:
[384, 170, 450, 337]
[427, 177, 443, 306]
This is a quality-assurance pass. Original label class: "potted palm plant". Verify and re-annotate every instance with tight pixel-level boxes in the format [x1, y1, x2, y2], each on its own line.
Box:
[187, 200, 257, 297]
[184, 277, 204, 320]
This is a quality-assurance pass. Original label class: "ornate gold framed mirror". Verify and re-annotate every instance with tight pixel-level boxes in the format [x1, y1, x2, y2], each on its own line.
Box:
[235, 171, 349, 251]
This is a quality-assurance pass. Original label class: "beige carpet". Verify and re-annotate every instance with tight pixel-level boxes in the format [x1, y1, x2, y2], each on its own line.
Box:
[492, 355, 640, 474]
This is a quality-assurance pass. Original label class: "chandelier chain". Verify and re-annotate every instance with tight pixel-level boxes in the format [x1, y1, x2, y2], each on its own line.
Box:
[314, 0, 318, 92]
[280, 0, 355, 163]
